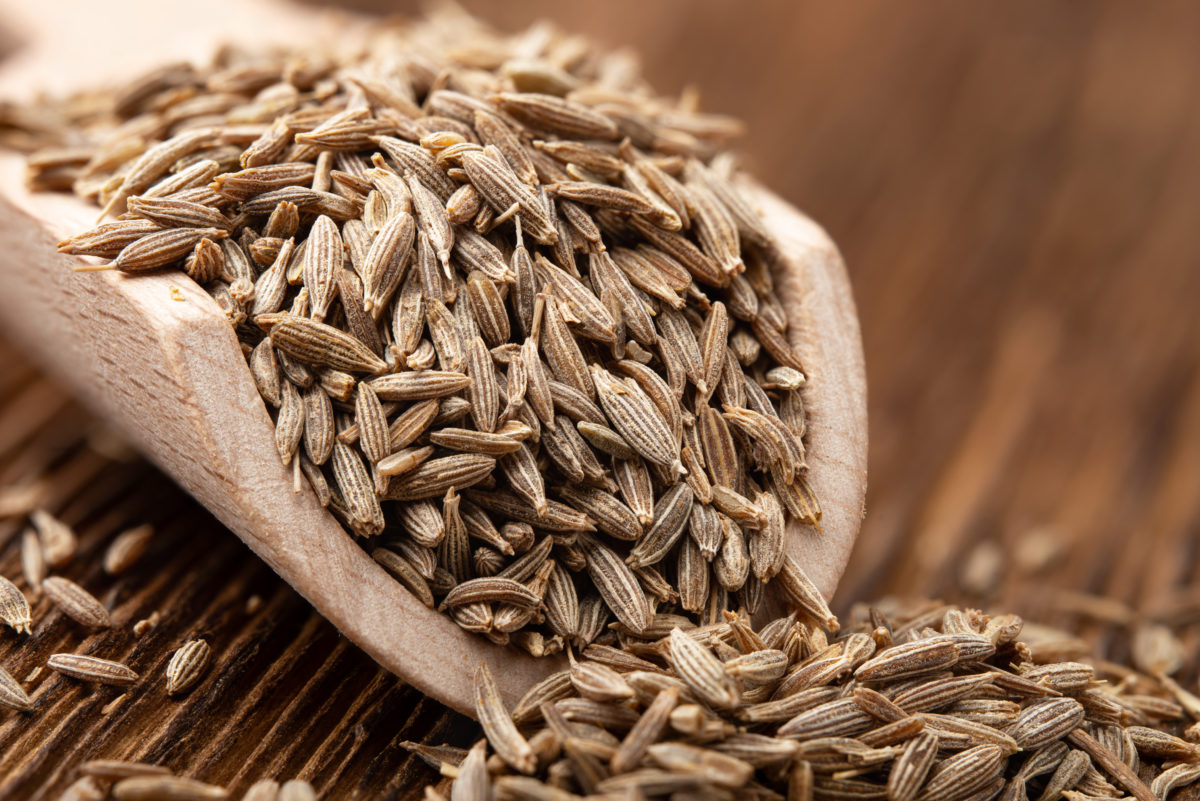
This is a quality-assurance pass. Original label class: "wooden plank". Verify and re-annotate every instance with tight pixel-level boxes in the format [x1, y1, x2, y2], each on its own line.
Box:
[3, 0, 1200, 796]
[0, 339, 464, 798]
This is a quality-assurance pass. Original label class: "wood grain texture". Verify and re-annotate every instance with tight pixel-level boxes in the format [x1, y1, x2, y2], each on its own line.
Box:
[0, 369, 465, 797]
[5, 0, 1200, 798]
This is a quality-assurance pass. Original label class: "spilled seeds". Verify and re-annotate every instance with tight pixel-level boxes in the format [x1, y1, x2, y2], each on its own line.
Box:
[419, 600, 1200, 801]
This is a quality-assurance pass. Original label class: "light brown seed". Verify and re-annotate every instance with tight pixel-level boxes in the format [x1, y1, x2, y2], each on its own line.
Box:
[368, 371, 470, 401]
[1066, 729, 1156, 801]
[275, 380, 305, 465]
[127, 194, 230, 230]
[278, 780, 315, 801]
[441, 577, 541, 611]
[58, 219, 163, 258]
[102, 524, 155, 576]
[724, 649, 789, 685]
[468, 148, 558, 245]
[467, 490, 594, 533]
[249, 339, 283, 408]
[0, 663, 33, 712]
[1033, 749, 1091, 801]
[1149, 763, 1200, 800]
[430, 428, 522, 455]
[540, 290, 594, 400]
[686, 178, 743, 275]
[892, 674, 997, 714]
[576, 421, 635, 459]
[111, 775, 229, 800]
[607, 686, 679, 773]
[1009, 698, 1085, 749]
[31, 508, 77, 568]
[616, 358, 683, 442]
[0, 574, 32, 634]
[627, 483, 693, 569]
[447, 182, 483, 225]
[395, 501, 445, 548]
[388, 399, 440, 450]
[592, 367, 681, 475]
[405, 172, 455, 272]
[1124, 726, 1198, 760]
[166, 639, 212, 695]
[386, 455, 497, 501]
[466, 271, 511, 348]
[666, 628, 740, 710]
[777, 554, 840, 631]
[676, 536, 710, 615]
[645, 741, 754, 788]
[466, 336, 500, 433]
[451, 740, 491, 801]
[79, 760, 173, 781]
[454, 229, 514, 286]
[856, 638, 960, 683]
[555, 487, 642, 543]
[331, 441, 384, 536]
[571, 661, 634, 704]
[724, 405, 806, 480]
[714, 521, 750, 591]
[777, 697, 874, 739]
[916, 745, 1006, 801]
[376, 446, 435, 481]
[609, 461, 653, 532]
[494, 92, 618, 140]
[48, 653, 138, 685]
[710, 485, 766, 529]
[372, 548, 434, 608]
[107, 226, 230, 273]
[629, 216, 725, 287]
[475, 663, 537, 774]
[42, 576, 110, 628]
[20, 529, 45, 592]
[301, 383, 334, 465]
[266, 315, 388, 373]
[354, 382, 390, 464]
[579, 534, 652, 634]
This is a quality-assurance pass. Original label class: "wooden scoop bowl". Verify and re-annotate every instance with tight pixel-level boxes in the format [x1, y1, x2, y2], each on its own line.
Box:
[0, 0, 866, 715]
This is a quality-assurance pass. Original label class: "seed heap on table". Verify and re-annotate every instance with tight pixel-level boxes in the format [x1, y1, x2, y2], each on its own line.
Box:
[420, 600, 1200, 801]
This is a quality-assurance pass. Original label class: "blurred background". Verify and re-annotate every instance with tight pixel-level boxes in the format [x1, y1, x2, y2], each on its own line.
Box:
[4, 1, 1200, 796]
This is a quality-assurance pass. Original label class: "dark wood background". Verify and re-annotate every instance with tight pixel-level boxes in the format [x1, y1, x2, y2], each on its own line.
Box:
[4, 1, 1200, 797]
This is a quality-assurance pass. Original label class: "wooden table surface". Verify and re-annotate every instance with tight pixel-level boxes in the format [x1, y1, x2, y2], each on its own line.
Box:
[4, 1, 1200, 797]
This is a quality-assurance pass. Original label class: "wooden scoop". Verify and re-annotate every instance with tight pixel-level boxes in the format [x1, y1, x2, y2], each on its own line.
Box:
[0, 0, 866, 715]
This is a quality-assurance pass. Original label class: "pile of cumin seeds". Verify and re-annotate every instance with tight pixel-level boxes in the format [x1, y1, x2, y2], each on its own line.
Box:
[18, 9, 822, 653]
[417, 601, 1200, 801]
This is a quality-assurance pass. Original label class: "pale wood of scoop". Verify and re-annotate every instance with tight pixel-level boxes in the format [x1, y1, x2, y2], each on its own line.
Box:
[0, 0, 866, 717]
